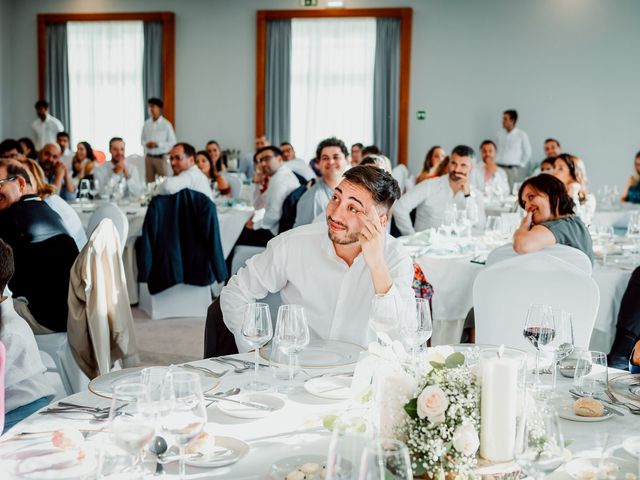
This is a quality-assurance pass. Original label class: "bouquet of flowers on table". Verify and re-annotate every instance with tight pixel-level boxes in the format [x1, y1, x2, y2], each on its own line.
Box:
[353, 341, 481, 480]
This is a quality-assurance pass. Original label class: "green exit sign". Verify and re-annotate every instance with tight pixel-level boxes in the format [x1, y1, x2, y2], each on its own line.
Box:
[302, 0, 318, 6]
[416, 110, 426, 120]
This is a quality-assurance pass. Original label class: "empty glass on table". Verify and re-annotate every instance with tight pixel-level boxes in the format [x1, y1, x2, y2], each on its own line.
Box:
[241, 302, 273, 391]
[399, 297, 432, 361]
[359, 438, 413, 480]
[273, 304, 310, 393]
[573, 350, 608, 397]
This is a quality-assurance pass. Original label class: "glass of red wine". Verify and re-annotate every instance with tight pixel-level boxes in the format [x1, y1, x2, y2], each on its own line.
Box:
[523, 304, 555, 392]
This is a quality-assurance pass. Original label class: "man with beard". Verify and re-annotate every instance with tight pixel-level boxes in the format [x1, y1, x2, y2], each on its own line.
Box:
[93, 137, 144, 199]
[221, 165, 414, 351]
[392, 145, 485, 234]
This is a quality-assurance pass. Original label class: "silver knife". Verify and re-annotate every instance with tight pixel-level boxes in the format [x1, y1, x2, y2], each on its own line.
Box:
[205, 396, 275, 412]
[568, 390, 625, 416]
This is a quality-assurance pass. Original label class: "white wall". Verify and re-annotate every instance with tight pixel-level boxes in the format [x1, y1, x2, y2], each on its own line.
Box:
[2, 0, 639, 189]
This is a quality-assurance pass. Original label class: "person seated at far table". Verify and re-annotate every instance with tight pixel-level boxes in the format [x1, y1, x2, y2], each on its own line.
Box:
[221, 165, 415, 351]
[157, 142, 213, 200]
[513, 174, 593, 261]
[621, 150, 640, 204]
[552, 153, 587, 203]
[0, 238, 54, 433]
[71, 141, 97, 183]
[196, 149, 231, 196]
[415, 146, 446, 184]
[39, 143, 76, 201]
[280, 141, 316, 181]
[93, 137, 144, 199]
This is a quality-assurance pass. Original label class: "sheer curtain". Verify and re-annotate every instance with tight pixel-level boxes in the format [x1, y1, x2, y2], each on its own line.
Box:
[67, 21, 144, 155]
[290, 18, 376, 160]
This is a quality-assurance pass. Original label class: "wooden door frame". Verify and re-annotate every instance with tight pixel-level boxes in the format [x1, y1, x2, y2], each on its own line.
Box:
[37, 12, 176, 124]
[256, 8, 412, 165]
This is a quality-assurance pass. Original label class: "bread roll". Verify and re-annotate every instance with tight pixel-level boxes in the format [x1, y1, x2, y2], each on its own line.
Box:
[573, 397, 605, 417]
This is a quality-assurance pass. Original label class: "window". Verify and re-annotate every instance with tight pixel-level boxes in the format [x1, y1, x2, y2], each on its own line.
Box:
[67, 21, 144, 155]
[290, 18, 376, 160]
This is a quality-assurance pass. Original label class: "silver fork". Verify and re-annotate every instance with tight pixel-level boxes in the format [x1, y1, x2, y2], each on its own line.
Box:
[181, 363, 228, 378]
[605, 389, 640, 415]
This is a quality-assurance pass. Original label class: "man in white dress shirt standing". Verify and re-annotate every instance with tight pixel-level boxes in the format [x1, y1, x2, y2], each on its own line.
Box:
[495, 109, 532, 189]
[31, 100, 64, 151]
[280, 141, 316, 181]
[141, 97, 176, 182]
[156, 142, 212, 200]
[221, 165, 414, 351]
[93, 137, 144, 199]
[393, 145, 485, 234]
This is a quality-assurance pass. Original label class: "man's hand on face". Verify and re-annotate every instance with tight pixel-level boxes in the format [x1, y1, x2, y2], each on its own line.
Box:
[357, 206, 386, 269]
[450, 173, 470, 195]
[54, 161, 67, 179]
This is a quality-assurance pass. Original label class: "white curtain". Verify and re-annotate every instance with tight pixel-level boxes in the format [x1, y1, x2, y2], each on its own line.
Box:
[67, 21, 144, 156]
[290, 18, 376, 160]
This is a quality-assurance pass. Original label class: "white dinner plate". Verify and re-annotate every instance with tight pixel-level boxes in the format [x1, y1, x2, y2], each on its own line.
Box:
[88, 366, 220, 399]
[13, 445, 96, 480]
[622, 436, 640, 458]
[609, 373, 640, 402]
[185, 436, 249, 468]
[215, 393, 284, 419]
[557, 403, 614, 422]
[260, 339, 363, 369]
[304, 375, 352, 400]
[269, 454, 329, 480]
[565, 456, 638, 479]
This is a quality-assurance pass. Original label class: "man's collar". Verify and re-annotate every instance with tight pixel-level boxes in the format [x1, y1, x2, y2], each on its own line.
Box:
[151, 115, 163, 122]
[20, 193, 41, 202]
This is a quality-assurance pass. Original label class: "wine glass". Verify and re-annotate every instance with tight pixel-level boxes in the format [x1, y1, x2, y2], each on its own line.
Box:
[274, 304, 310, 393]
[241, 302, 273, 391]
[399, 297, 432, 360]
[514, 402, 565, 479]
[160, 371, 207, 479]
[453, 210, 469, 238]
[107, 382, 155, 479]
[88, 178, 100, 200]
[523, 304, 555, 392]
[325, 428, 368, 480]
[538, 309, 574, 394]
[485, 215, 503, 243]
[440, 207, 455, 237]
[574, 350, 608, 397]
[78, 179, 90, 202]
[359, 438, 413, 480]
[369, 294, 399, 344]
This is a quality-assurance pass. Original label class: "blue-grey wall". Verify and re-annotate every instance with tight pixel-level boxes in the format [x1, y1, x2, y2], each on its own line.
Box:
[2, 0, 639, 189]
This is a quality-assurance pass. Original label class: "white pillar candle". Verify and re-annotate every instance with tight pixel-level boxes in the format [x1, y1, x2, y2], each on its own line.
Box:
[480, 350, 519, 462]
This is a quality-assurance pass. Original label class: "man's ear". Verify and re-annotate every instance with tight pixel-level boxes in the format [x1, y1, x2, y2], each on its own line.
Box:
[379, 212, 388, 227]
[16, 176, 27, 193]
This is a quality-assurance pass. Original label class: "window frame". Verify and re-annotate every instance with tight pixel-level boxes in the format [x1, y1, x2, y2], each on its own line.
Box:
[37, 12, 175, 125]
[256, 8, 412, 165]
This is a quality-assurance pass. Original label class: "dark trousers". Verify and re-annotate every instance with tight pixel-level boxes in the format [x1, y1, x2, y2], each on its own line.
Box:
[609, 266, 640, 358]
[236, 227, 274, 247]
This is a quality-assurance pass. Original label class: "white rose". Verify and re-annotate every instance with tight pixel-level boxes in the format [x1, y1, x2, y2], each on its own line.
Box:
[452, 424, 479, 456]
[416, 385, 449, 420]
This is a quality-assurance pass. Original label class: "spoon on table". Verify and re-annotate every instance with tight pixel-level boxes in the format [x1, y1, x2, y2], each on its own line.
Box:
[149, 436, 168, 476]
[205, 388, 241, 407]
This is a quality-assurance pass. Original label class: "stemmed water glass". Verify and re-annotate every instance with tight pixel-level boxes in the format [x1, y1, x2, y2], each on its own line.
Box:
[440, 208, 456, 237]
[159, 371, 207, 479]
[359, 438, 413, 480]
[78, 179, 90, 202]
[106, 382, 155, 479]
[241, 302, 273, 391]
[453, 210, 469, 238]
[514, 402, 565, 479]
[399, 297, 432, 361]
[541, 309, 574, 393]
[325, 428, 368, 480]
[369, 294, 399, 344]
[274, 304, 310, 393]
[88, 178, 100, 200]
[574, 350, 608, 397]
[523, 304, 555, 392]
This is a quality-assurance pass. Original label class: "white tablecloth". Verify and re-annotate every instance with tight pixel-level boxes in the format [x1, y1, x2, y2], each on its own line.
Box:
[0, 355, 636, 479]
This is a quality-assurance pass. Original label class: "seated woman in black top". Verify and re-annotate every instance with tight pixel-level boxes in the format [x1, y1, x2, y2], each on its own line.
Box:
[0, 161, 78, 332]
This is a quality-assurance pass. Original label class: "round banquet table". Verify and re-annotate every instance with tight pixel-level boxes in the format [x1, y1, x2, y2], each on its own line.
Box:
[0, 353, 637, 479]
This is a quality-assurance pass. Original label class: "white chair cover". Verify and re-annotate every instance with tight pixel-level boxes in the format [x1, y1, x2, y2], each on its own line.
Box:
[125, 154, 145, 179]
[35, 333, 89, 396]
[486, 243, 592, 275]
[473, 252, 600, 350]
[86, 203, 129, 253]
[39, 351, 67, 402]
[223, 172, 243, 199]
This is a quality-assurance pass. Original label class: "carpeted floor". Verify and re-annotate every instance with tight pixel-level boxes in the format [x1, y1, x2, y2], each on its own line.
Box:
[132, 307, 205, 366]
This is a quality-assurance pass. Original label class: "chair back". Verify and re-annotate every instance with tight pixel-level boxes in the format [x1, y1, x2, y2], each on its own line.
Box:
[486, 243, 592, 275]
[279, 184, 308, 234]
[87, 203, 128, 253]
[125, 154, 144, 177]
[222, 172, 242, 198]
[474, 252, 599, 350]
[0, 341, 5, 432]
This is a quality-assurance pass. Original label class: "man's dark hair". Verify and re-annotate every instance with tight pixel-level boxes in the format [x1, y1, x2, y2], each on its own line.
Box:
[280, 141, 293, 148]
[451, 145, 475, 158]
[351, 143, 364, 150]
[148, 97, 163, 108]
[504, 109, 518, 123]
[544, 138, 561, 147]
[0, 238, 15, 293]
[342, 165, 400, 211]
[362, 145, 382, 157]
[34, 99, 49, 110]
[206, 140, 220, 147]
[0, 161, 32, 186]
[315, 137, 348, 161]
[18, 137, 37, 159]
[540, 157, 555, 168]
[636, 151, 640, 160]
[175, 142, 196, 159]
[253, 145, 282, 163]
[57, 131, 70, 140]
[518, 174, 575, 216]
[0, 139, 23, 156]
[480, 140, 496, 150]
[109, 137, 124, 149]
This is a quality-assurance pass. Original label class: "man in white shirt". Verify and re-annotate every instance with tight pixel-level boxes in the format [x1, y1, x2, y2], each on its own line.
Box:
[56, 131, 74, 169]
[236, 146, 300, 247]
[471, 140, 509, 196]
[221, 165, 414, 351]
[495, 109, 532, 188]
[294, 137, 350, 227]
[31, 99, 64, 151]
[40, 143, 76, 201]
[93, 137, 144, 199]
[237, 135, 269, 179]
[280, 141, 316, 181]
[542, 137, 588, 185]
[393, 145, 485, 234]
[156, 142, 213, 200]
[141, 97, 176, 182]
[351, 143, 364, 166]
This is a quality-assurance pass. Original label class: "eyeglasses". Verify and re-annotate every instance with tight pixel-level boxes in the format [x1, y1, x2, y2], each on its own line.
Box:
[257, 154, 276, 164]
[0, 153, 20, 160]
[0, 176, 18, 188]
